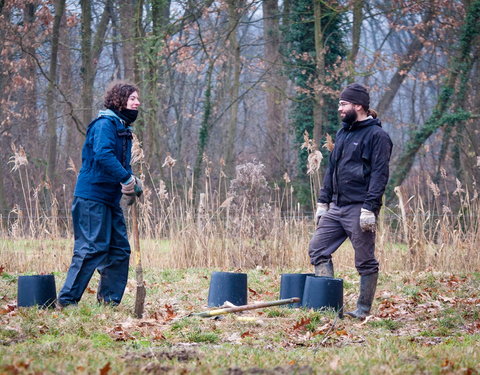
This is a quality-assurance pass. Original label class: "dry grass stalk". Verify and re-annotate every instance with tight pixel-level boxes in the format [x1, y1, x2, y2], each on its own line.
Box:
[3, 144, 480, 274]
[323, 133, 335, 152]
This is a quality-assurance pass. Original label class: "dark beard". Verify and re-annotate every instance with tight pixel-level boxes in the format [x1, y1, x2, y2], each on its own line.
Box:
[343, 108, 357, 125]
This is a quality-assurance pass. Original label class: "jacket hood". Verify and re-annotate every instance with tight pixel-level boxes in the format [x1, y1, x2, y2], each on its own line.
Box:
[342, 116, 382, 130]
[98, 109, 124, 123]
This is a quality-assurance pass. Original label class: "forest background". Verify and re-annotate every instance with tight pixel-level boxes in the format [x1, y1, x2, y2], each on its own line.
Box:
[1, 0, 480, 271]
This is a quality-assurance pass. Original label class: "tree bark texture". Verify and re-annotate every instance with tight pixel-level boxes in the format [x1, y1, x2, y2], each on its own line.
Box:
[143, 0, 170, 173]
[23, 2, 39, 154]
[46, 0, 66, 183]
[347, 0, 363, 80]
[224, 0, 243, 177]
[262, 0, 288, 180]
[80, 0, 93, 126]
[0, 3, 9, 213]
[80, 0, 111, 126]
[194, 62, 215, 193]
[59, 9, 80, 177]
[313, 0, 325, 150]
[119, 0, 137, 80]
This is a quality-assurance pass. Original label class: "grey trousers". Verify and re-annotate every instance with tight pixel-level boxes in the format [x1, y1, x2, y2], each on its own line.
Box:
[308, 203, 379, 275]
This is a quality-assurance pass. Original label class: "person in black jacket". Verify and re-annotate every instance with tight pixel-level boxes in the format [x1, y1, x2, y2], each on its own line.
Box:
[309, 83, 393, 319]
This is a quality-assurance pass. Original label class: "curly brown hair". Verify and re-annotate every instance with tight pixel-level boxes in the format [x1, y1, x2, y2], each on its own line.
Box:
[104, 82, 138, 111]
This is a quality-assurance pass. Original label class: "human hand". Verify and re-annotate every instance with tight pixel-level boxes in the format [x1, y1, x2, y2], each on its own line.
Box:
[121, 176, 135, 195]
[360, 208, 376, 232]
[315, 203, 329, 225]
[122, 176, 143, 206]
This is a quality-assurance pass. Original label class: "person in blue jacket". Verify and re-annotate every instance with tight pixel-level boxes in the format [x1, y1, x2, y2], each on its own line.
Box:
[57, 82, 141, 307]
[308, 83, 393, 319]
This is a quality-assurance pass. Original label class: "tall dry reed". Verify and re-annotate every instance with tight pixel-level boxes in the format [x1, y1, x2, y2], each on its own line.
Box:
[2, 142, 480, 274]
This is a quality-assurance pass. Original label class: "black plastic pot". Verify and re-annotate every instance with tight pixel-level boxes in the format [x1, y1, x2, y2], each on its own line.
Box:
[207, 271, 247, 307]
[279, 273, 314, 308]
[302, 276, 343, 317]
[17, 274, 57, 308]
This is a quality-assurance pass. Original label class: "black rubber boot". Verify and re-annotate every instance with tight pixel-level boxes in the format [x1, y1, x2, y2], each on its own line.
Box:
[346, 272, 378, 319]
[314, 260, 334, 277]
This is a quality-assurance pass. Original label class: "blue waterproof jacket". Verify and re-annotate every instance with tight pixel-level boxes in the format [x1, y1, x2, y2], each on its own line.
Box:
[319, 117, 392, 213]
[74, 110, 133, 207]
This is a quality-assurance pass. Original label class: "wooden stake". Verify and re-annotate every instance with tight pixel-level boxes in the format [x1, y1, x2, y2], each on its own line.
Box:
[132, 202, 146, 318]
[192, 297, 301, 318]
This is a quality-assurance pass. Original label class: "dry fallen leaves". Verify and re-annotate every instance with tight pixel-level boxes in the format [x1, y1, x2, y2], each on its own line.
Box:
[335, 329, 348, 336]
[108, 316, 173, 342]
[0, 304, 16, 315]
[99, 362, 111, 375]
[109, 325, 134, 341]
[152, 328, 166, 341]
[292, 317, 311, 331]
[464, 321, 480, 334]
[164, 304, 177, 321]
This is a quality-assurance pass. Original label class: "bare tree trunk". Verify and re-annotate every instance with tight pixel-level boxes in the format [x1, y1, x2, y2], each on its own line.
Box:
[23, 2, 39, 154]
[138, 0, 212, 179]
[0, 3, 9, 213]
[59, 8, 80, 181]
[143, 0, 170, 173]
[119, 0, 137, 80]
[133, 0, 143, 84]
[224, 0, 243, 176]
[194, 62, 215, 193]
[458, 45, 480, 186]
[80, 0, 111, 125]
[313, 0, 325, 147]
[110, 3, 122, 81]
[92, 0, 112, 71]
[263, 0, 287, 180]
[80, 0, 93, 126]
[46, 0, 66, 183]
[347, 0, 363, 81]
[0, 158, 7, 214]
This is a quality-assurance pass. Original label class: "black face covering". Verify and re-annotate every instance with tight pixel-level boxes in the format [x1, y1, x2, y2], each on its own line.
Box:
[113, 109, 138, 125]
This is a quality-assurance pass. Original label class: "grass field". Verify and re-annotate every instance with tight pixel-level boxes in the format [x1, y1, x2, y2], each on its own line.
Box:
[3, 130, 480, 373]
[1, 263, 479, 374]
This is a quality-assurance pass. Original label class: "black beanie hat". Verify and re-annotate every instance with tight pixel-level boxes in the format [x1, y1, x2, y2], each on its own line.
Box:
[340, 83, 369, 108]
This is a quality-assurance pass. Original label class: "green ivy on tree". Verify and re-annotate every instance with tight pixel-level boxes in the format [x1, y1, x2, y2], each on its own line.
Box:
[283, 0, 346, 205]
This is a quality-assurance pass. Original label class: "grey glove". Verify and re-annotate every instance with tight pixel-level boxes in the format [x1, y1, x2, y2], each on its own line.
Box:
[359, 208, 376, 232]
[122, 176, 143, 206]
[315, 202, 329, 225]
[121, 176, 135, 195]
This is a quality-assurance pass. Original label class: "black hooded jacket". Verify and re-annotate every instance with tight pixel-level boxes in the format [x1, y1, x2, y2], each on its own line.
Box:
[318, 117, 393, 213]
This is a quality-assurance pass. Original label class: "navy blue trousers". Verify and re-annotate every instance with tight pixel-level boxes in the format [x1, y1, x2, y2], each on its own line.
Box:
[58, 197, 131, 306]
[308, 203, 379, 276]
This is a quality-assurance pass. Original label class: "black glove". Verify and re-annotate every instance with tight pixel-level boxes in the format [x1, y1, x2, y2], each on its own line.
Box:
[133, 177, 143, 198]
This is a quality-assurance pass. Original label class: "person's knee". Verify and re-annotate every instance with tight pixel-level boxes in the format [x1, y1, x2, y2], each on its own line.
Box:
[355, 259, 379, 275]
[74, 241, 110, 257]
[308, 239, 317, 256]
